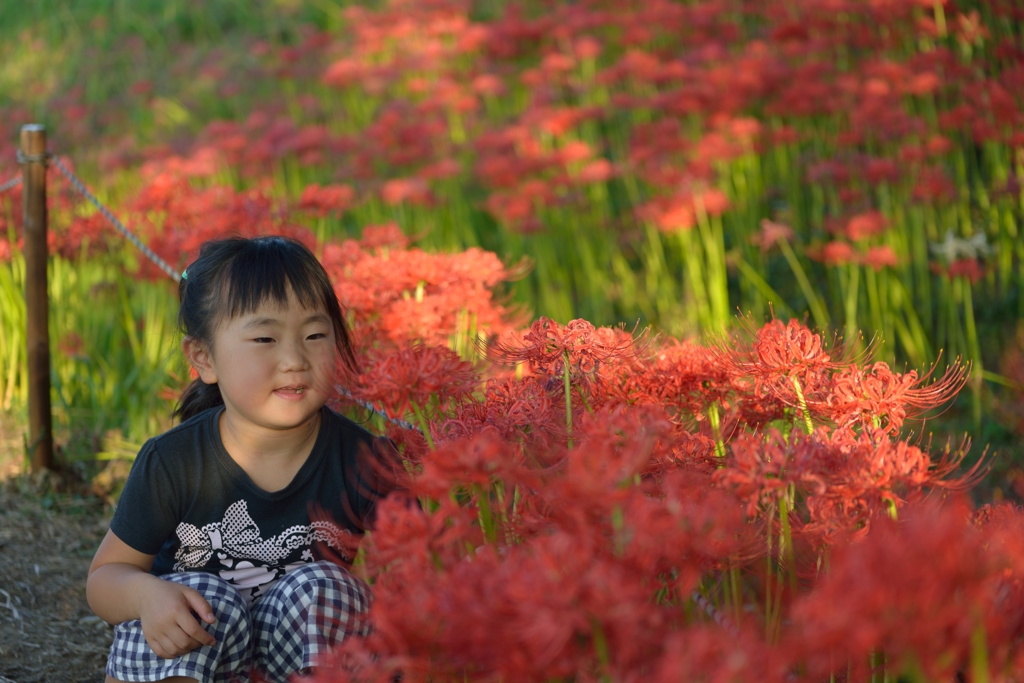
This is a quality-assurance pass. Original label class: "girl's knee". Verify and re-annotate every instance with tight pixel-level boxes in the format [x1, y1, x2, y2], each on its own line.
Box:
[255, 561, 372, 636]
[252, 563, 372, 680]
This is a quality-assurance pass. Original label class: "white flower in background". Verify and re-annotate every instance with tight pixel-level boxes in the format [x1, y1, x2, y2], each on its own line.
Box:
[929, 230, 993, 263]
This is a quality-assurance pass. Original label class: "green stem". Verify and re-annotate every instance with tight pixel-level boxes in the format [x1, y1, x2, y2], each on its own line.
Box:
[765, 504, 775, 641]
[591, 618, 611, 682]
[778, 238, 831, 332]
[679, 229, 712, 333]
[790, 377, 815, 435]
[729, 564, 742, 625]
[844, 263, 861, 352]
[474, 484, 497, 544]
[961, 276, 983, 430]
[933, 0, 947, 37]
[780, 492, 797, 595]
[564, 349, 573, 449]
[734, 256, 797, 319]
[707, 402, 726, 459]
[409, 399, 435, 450]
[972, 622, 990, 683]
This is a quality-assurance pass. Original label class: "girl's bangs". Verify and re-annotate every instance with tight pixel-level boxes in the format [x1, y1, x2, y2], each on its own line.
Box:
[218, 241, 330, 318]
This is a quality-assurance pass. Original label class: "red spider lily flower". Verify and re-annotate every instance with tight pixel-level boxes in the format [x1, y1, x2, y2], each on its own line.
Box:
[416, 158, 461, 181]
[826, 360, 967, 434]
[431, 533, 642, 681]
[623, 469, 755, 576]
[358, 222, 409, 251]
[573, 36, 602, 59]
[913, 165, 957, 202]
[751, 218, 794, 252]
[413, 430, 527, 501]
[655, 625, 788, 683]
[437, 377, 559, 450]
[861, 245, 899, 271]
[574, 158, 614, 184]
[57, 332, 86, 360]
[484, 192, 539, 230]
[695, 187, 730, 216]
[790, 498, 1024, 682]
[322, 235, 517, 346]
[471, 73, 505, 96]
[381, 177, 432, 206]
[556, 139, 592, 164]
[483, 317, 647, 383]
[925, 133, 954, 155]
[937, 259, 983, 286]
[638, 195, 695, 232]
[727, 318, 847, 408]
[844, 210, 888, 241]
[863, 157, 901, 184]
[383, 421, 430, 464]
[905, 70, 941, 95]
[298, 183, 355, 216]
[345, 344, 480, 420]
[378, 298, 458, 344]
[133, 178, 317, 279]
[540, 51, 575, 76]
[569, 404, 680, 489]
[367, 494, 478, 572]
[619, 339, 737, 419]
[60, 213, 117, 259]
[322, 57, 371, 88]
[955, 9, 989, 44]
[809, 240, 857, 266]
[714, 428, 821, 518]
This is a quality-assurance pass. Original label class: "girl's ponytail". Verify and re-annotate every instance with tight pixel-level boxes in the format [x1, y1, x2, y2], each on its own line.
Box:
[174, 378, 225, 422]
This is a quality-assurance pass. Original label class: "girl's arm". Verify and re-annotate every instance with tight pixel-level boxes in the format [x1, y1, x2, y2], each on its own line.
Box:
[87, 529, 218, 658]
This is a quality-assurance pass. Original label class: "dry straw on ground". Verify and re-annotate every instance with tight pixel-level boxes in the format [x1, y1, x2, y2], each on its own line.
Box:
[0, 416, 112, 683]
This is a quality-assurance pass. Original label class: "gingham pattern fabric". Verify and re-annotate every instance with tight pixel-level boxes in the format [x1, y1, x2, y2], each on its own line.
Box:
[107, 571, 252, 683]
[252, 561, 372, 682]
[106, 562, 371, 683]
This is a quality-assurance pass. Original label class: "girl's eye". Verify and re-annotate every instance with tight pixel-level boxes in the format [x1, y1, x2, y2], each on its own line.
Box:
[307, 333, 327, 340]
[254, 337, 274, 344]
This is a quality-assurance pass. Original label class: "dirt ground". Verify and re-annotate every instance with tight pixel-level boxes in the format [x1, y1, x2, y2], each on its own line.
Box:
[0, 415, 113, 683]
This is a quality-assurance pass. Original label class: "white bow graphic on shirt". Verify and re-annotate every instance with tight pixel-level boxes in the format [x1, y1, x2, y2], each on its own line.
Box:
[173, 499, 359, 571]
[174, 500, 284, 567]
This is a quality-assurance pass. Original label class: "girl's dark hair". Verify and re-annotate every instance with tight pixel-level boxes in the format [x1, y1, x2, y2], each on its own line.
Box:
[174, 235, 358, 422]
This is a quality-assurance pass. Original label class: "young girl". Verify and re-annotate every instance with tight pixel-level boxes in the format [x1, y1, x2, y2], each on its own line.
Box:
[88, 235, 396, 683]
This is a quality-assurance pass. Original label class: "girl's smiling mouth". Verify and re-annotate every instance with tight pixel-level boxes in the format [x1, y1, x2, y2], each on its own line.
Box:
[274, 386, 307, 400]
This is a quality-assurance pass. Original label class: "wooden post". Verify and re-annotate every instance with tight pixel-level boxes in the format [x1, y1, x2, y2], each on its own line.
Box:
[21, 124, 55, 473]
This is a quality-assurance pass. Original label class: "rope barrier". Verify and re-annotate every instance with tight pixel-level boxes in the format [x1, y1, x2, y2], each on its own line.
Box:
[334, 385, 423, 432]
[46, 155, 183, 283]
[0, 175, 20, 193]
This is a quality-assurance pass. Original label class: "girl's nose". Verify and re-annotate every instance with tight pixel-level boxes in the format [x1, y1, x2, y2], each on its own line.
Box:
[278, 340, 311, 370]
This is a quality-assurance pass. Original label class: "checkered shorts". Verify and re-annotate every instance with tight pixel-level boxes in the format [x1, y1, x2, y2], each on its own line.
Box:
[106, 561, 372, 683]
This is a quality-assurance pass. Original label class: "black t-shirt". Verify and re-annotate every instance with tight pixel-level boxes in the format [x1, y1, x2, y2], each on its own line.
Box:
[110, 405, 396, 605]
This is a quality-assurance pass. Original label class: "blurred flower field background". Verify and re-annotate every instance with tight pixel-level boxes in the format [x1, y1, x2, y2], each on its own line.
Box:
[3, 0, 1024, 680]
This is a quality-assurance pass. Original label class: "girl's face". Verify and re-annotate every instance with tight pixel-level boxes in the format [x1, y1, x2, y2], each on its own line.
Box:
[187, 284, 338, 435]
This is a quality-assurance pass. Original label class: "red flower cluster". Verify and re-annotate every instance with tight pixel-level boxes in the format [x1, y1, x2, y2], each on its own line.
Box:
[320, 227, 522, 348]
[307, 311, 1015, 682]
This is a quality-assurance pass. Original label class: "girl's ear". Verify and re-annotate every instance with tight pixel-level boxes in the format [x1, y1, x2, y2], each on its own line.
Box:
[182, 336, 218, 384]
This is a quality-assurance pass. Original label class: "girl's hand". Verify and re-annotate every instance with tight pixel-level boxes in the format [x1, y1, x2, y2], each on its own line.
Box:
[137, 578, 218, 659]
[87, 529, 218, 659]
